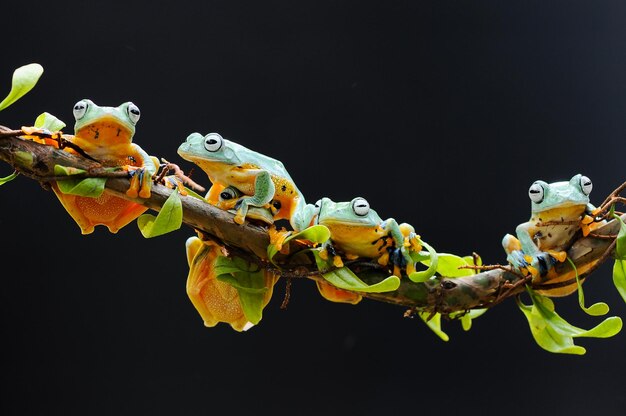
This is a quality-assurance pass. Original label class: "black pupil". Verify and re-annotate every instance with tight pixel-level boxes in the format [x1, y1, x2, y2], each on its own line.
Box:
[530, 189, 540, 194]
[75, 105, 84, 110]
[130, 108, 139, 115]
[208, 139, 217, 145]
[220, 191, 233, 200]
[273, 201, 282, 210]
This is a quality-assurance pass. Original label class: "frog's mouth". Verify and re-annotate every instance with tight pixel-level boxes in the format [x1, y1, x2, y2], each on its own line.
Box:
[76, 116, 134, 142]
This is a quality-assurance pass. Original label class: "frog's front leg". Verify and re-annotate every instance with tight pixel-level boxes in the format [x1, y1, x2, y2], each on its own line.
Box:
[292, 201, 319, 232]
[318, 241, 345, 268]
[126, 144, 158, 199]
[502, 233, 531, 272]
[382, 218, 415, 276]
[233, 171, 275, 225]
[507, 224, 557, 277]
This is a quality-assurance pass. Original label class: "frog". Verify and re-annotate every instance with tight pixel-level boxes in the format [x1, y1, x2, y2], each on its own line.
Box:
[502, 173, 599, 292]
[303, 197, 423, 303]
[311, 197, 420, 272]
[51, 99, 158, 234]
[177, 132, 309, 231]
[185, 235, 279, 331]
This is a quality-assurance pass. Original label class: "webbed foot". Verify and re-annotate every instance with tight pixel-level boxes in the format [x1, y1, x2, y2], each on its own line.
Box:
[127, 167, 152, 199]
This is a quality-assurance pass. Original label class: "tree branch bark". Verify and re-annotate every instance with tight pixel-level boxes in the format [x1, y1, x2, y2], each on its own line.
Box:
[1, 126, 623, 315]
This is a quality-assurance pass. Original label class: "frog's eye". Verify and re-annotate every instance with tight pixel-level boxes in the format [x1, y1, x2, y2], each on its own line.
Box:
[219, 188, 238, 200]
[73, 100, 89, 120]
[127, 103, 141, 124]
[528, 182, 544, 203]
[580, 175, 592, 195]
[351, 197, 370, 216]
[204, 133, 223, 152]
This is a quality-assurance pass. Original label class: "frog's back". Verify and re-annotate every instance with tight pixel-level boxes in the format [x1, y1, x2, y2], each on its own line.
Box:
[229, 140, 293, 179]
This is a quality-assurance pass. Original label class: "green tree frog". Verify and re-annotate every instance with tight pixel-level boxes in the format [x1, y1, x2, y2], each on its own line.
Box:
[51, 99, 158, 234]
[310, 197, 420, 272]
[177, 132, 309, 230]
[185, 236, 279, 331]
[502, 173, 600, 295]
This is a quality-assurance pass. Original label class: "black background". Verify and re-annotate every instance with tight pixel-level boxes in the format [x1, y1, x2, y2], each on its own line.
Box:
[1, 1, 625, 415]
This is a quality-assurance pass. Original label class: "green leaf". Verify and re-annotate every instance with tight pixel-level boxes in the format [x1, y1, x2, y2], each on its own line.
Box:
[0, 171, 18, 185]
[517, 288, 622, 355]
[613, 215, 626, 303]
[425, 253, 474, 278]
[455, 308, 488, 331]
[0, 63, 44, 111]
[181, 187, 207, 201]
[312, 249, 400, 293]
[137, 189, 182, 238]
[34, 112, 66, 131]
[54, 165, 106, 197]
[418, 312, 449, 341]
[214, 255, 270, 324]
[267, 224, 330, 264]
[567, 257, 609, 316]
[320, 265, 400, 293]
[408, 240, 439, 282]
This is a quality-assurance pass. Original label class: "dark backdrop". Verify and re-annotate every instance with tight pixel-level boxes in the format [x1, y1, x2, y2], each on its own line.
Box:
[1, 1, 625, 415]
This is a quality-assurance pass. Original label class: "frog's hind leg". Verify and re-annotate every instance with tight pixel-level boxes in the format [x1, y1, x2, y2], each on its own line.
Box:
[106, 199, 150, 233]
[51, 184, 96, 234]
[316, 281, 362, 305]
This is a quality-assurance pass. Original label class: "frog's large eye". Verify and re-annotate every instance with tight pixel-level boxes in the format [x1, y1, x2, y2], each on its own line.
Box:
[351, 197, 370, 216]
[219, 187, 239, 200]
[73, 100, 89, 120]
[580, 175, 592, 195]
[127, 103, 141, 124]
[528, 182, 544, 203]
[204, 133, 223, 152]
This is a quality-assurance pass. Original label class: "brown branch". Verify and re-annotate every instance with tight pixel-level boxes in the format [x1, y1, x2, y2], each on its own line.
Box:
[1, 126, 624, 316]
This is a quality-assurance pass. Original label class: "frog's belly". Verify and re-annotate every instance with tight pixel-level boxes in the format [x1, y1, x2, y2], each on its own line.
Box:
[75, 193, 138, 223]
[530, 224, 579, 252]
[325, 226, 389, 258]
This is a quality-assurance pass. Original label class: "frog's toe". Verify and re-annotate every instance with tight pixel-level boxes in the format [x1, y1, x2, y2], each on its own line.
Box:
[507, 250, 529, 270]
[531, 252, 557, 276]
[126, 169, 141, 198]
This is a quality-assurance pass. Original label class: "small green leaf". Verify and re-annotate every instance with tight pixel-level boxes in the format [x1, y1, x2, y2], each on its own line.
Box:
[613, 215, 626, 303]
[0, 63, 44, 111]
[426, 253, 474, 278]
[321, 265, 400, 293]
[456, 308, 488, 331]
[312, 250, 400, 293]
[14, 151, 33, 168]
[34, 112, 66, 131]
[408, 240, 439, 282]
[214, 255, 271, 324]
[613, 259, 626, 304]
[137, 189, 182, 238]
[418, 312, 449, 341]
[54, 165, 106, 197]
[181, 187, 207, 201]
[567, 257, 609, 316]
[517, 288, 622, 355]
[0, 171, 18, 185]
[267, 224, 330, 264]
